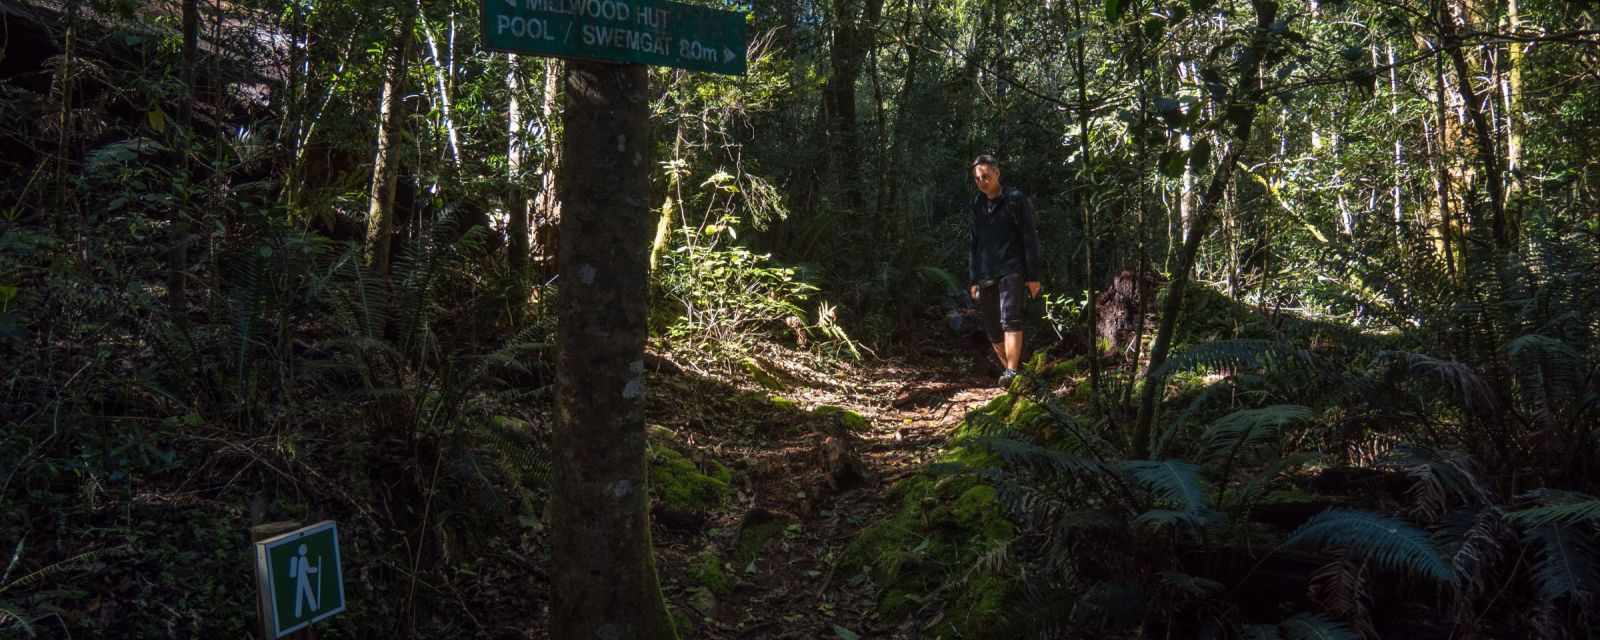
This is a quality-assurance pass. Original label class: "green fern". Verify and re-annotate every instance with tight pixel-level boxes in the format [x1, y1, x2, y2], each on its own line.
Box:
[1120, 460, 1216, 523]
[978, 437, 1116, 481]
[1279, 613, 1359, 640]
[1286, 510, 1454, 584]
[1151, 379, 1235, 458]
[1150, 339, 1289, 382]
[1378, 351, 1500, 415]
[1523, 524, 1598, 605]
[1509, 499, 1600, 529]
[916, 265, 962, 296]
[0, 603, 34, 637]
[1202, 404, 1313, 460]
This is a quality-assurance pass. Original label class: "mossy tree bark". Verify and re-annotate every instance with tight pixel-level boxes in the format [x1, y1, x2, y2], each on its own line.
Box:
[548, 60, 676, 640]
[365, 1, 417, 276]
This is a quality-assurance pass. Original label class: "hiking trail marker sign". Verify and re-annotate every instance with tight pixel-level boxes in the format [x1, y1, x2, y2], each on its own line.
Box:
[254, 521, 346, 638]
[482, 0, 748, 75]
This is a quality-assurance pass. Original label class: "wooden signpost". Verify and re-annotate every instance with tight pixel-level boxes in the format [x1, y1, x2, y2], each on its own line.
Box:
[482, 0, 749, 76]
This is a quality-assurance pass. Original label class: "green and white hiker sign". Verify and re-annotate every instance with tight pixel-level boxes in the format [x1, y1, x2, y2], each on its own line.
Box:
[254, 521, 346, 637]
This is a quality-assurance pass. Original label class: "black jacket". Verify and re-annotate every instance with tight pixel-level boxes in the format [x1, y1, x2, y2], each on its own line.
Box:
[968, 187, 1042, 285]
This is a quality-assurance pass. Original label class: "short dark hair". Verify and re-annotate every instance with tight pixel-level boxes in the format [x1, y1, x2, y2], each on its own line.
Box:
[971, 154, 1000, 171]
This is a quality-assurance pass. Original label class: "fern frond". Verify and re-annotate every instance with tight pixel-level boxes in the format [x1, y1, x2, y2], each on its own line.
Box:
[969, 539, 1013, 578]
[1134, 509, 1212, 532]
[978, 437, 1116, 481]
[1307, 559, 1374, 638]
[1202, 404, 1313, 460]
[1233, 452, 1317, 511]
[1152, 379, 1235, 458]
[1524, 524, 1599, 605]
[1157, 571, 1224, 598]
[0, 603, 34, 637]
[1280, 613, 1360, 640]
[916, 265, 962, 295]
[1379, 351, 1499, 415]
[1121, 460, 1215, 522]
[1286, 510, 1454, 583]
[1438, 507, 1511, 597]
[1151, 339, 1288, 382]
[1389, 446, 1493, 521]
[1509, 500, 1600, 529]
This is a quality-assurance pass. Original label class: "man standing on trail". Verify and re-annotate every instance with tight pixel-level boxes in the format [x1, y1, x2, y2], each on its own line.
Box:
[967, 154, 1042, 388]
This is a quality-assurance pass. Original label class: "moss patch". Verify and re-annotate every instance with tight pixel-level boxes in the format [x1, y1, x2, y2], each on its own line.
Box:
[689, 548, 733, 595]
[740, 356, 786, 391]
[813, 405, 870, 433]
[733, 513, 791, 569]
[648, 444, 731, 513]
[842, 469, 1018, 638]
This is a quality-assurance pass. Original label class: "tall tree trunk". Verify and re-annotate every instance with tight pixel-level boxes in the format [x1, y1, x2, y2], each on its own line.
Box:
[1426, 37, 1460, 280]
[421, 12, 461, 168]
[548, 60, 676, 640]
[1502, 0, 1523, 209]
[366, 2, 417, 275]
[650, 121, 685, 273]
[54, 0, 79, 223]
[822, 0, 885, 210]
[1070, 0, 1104, 402]
[534, 58, 564, 274]
[1438, 0, 1512, 250]
[1132, 0, 1278, 458]
[883, 1, 924, 216]
[507, 55, 530, 282]
[169, 0, 199, 325]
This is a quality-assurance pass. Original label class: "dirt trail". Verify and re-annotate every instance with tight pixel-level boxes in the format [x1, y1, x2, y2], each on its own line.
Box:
[644, 337, 1005, 639]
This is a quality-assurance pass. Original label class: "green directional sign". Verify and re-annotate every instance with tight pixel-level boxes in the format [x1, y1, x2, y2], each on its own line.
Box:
[482, 0, 748, 75]
[255, 521, 346, 638]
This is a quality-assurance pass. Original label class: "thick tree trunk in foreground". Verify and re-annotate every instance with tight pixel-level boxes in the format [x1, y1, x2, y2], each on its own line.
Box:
[365, 3, 416, 275]
[548, 60, 675, 640]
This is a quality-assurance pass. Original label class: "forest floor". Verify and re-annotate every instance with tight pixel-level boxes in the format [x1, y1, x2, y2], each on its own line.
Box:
[639, 331, 1007, 639]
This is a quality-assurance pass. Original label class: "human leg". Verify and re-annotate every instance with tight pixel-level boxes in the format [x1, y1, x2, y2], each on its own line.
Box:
[997, 274, 1027, 371]
[978, 280, 1006, 368]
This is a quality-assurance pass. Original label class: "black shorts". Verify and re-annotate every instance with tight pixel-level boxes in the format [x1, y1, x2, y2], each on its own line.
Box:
[977, 273, 1026, 343]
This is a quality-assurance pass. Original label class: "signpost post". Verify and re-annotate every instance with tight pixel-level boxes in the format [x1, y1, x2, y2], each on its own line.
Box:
[254, 521, 346, 639]
[482, 0, 748, 75]
[481, 0, 746, 634]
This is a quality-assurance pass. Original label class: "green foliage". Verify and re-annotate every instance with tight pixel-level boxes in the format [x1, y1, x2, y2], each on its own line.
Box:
[1509, 500, 1600, 529]
[1279, 613, 1361, 640]
[648, 444, 732, 514]
[1120, 460, 1217, 527]
[655, 225, 813, 343]
[1201, 404, 1314, 459]
[1523, 524, 1599, 605]
[1286, 510, 1455, 583]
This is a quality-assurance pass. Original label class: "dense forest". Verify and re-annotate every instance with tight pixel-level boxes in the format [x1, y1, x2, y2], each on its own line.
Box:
[2, 0, 1598, 637]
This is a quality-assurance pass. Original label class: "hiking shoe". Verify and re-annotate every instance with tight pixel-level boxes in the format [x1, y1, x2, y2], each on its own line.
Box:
[997, 368, 1019, 389]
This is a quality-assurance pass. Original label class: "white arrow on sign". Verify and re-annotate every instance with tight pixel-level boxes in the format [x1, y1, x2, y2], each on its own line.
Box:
[723, 47, 736, 64]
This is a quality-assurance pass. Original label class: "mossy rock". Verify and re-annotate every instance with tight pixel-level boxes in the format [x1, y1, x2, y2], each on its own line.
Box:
[768, 396, 799, 411]
[813, 405, 870, 433]
[689, 548, 733, 595]
[740, 356, 787, 391]
[842, 471, 1018, 638]
[1047, 356, 1086, 380]
[732, 510, 793, 569]
[648, 444, 732, 513]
